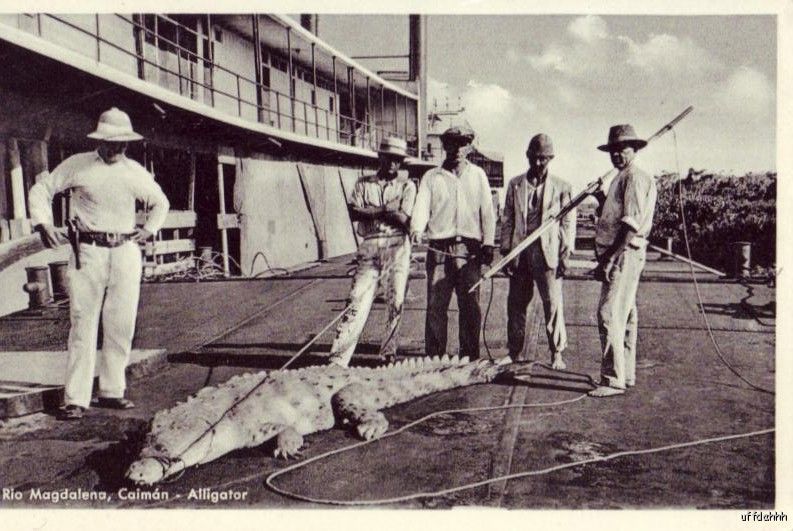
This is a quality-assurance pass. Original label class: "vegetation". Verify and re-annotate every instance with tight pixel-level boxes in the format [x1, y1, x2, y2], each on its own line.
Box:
[651, 170, 776, 273]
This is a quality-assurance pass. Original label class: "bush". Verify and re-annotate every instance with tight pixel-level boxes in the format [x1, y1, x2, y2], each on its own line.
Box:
[651, 171, 776, 271]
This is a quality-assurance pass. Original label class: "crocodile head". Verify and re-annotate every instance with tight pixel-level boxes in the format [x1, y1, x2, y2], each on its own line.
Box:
[126, 457, 167, 485]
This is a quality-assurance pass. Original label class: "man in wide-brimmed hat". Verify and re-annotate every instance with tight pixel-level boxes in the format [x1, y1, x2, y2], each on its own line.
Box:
[328, 136, 416, 366]
[588, 124, 657, 398]
[410, 125, 497, 359]
[500, 134, 575, 370]
[29, 107, 170, 419]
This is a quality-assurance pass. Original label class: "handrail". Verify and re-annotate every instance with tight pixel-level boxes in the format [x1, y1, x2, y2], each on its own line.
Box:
[29, 14, 417, 154]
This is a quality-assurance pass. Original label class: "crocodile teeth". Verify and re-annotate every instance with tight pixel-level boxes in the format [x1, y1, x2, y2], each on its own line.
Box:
[451, 355, 460, 364]
[460, 356, 470, 364]
[441, 354, 450, 363]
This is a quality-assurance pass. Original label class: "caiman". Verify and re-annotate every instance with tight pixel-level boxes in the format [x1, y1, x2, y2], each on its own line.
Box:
[126, 355, 528, 485]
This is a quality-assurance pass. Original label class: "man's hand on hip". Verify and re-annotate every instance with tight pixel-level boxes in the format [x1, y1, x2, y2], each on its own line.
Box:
[131, 228, 153, 243]
[35, 223, 65, 249]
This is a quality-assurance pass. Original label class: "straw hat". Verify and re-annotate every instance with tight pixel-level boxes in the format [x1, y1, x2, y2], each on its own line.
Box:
[86, 107, 144, 142]
[378, 137, 408, 158]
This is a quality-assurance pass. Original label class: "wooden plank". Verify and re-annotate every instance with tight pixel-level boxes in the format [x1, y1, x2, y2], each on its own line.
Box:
[0, 381, 63, 419]
[216, 212, 240, 230]
[137, 209, 197, 230]
[143, 257, 194, 278]
[486, 298, 541, 506]
[0, 219, 9, 243]
[145, 238, 195, 255]
[8, 218, 32, 240]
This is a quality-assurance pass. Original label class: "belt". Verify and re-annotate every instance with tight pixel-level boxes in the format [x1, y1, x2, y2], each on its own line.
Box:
[429, 236, 480, 246]
[80, 231, 135, 248]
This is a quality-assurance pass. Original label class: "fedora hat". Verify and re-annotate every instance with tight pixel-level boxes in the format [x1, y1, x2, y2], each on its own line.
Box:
[378, 136, 408, 158]
[527, 133, 554, 157]
[87, 107, 144, 142]
[440, 125, 475, 144]
[597, 124, 647, 152]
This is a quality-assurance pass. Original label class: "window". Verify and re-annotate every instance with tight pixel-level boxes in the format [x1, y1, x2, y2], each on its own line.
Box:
[329, 96, 335, 112]
[214, 27, 222, 42]
[311, 90, 316, 105]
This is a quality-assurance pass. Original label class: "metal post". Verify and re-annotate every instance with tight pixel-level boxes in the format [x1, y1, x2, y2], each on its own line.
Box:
[252, 14, 263, 122]
[217, 159, 230, 277]
[95, 14, 101, 62]
[236, 75, 242, 116]
[312, 43, 318, 137]
[332, 56, 339, 142]
[366, 76, 371, 148]
[206, 14, 215, 106]
[380, 85, 385, 138]
[287, 27, 295, 132]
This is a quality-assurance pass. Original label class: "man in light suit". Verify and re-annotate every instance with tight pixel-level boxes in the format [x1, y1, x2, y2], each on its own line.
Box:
[500, 134, 575, 369]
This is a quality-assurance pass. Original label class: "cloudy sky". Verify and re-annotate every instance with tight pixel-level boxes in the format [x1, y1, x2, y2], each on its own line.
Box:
[320, 14, 776, 190]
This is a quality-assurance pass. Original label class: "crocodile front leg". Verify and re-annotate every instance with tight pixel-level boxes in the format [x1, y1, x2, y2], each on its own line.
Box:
[273, 426, 304, 459]
[332, 383, 389, 440]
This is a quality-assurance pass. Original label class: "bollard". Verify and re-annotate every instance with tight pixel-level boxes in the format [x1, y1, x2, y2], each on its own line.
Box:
[49, 261, 69, 301]
[731, 241, 751, 278]
[23, 266, 52, 308]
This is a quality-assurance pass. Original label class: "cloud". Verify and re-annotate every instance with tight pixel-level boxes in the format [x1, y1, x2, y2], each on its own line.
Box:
[622, 33, 720, 77]
[568, 15, 608, 43]
[525, 16, 722, 85]
[712, 66, 774, 117]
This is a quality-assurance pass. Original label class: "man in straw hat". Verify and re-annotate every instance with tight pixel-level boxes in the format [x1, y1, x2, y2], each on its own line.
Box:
[588, 124, 657, 397]
[328, 136, 416, 366]
[410, 125, 496, 359]
[501, 134, 575, 370]
[29, 107, 170, 419]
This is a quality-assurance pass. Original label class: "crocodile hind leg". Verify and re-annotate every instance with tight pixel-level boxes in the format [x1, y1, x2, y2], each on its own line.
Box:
[332, 383, 389, 440]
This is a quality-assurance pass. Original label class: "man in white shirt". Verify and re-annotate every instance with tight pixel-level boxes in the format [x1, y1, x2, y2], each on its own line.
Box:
[328, 137, 416, 366]
[410, 126, 497, 359]
[29, 107, 170, 419]
[587, 124, 657, 398]
[500, 134, 575, 370]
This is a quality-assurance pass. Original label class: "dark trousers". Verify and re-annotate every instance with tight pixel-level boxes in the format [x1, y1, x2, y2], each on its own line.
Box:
[425, 238, 482, 359]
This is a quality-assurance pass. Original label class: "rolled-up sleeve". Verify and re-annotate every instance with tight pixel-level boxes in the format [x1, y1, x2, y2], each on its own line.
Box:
[621, 171, 653, 232]
[135, 171, 170, 234]
[400, 180, 417, 217]
[409, 171, 432, 235]
[479, 169, 496, 246]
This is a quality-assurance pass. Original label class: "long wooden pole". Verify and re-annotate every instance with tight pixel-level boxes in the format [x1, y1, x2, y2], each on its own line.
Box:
[648, 244, 726, 277]
[469, 106, 694, 293]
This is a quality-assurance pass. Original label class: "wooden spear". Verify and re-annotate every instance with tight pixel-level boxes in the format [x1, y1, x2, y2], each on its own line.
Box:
[469, 105, 694, 293]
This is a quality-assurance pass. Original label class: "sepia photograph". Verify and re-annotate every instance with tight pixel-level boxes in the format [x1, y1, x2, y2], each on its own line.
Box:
[0, 0, 786, 527]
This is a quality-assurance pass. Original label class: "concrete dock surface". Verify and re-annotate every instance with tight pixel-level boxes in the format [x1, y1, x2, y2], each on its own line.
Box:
[0, 251, 775, 509]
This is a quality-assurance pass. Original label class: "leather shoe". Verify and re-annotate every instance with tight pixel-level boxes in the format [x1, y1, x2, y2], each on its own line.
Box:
[96, 397, 135, 410]
[57, 404, 86, 420]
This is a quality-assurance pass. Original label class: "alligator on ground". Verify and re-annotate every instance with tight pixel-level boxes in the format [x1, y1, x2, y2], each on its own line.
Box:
[126, 355, 528, 485]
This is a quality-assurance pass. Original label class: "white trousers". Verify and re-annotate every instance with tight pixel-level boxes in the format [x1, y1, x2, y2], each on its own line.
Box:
[597, 246, 645, 389]
[65, 241, 142, 407]
[329, 235, 411, 366]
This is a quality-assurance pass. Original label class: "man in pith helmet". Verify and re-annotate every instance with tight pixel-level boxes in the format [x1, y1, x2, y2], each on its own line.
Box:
[29, 107, 170, 419]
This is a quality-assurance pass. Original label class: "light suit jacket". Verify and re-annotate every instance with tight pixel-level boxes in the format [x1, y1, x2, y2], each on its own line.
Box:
[500, 172, 576, 269]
